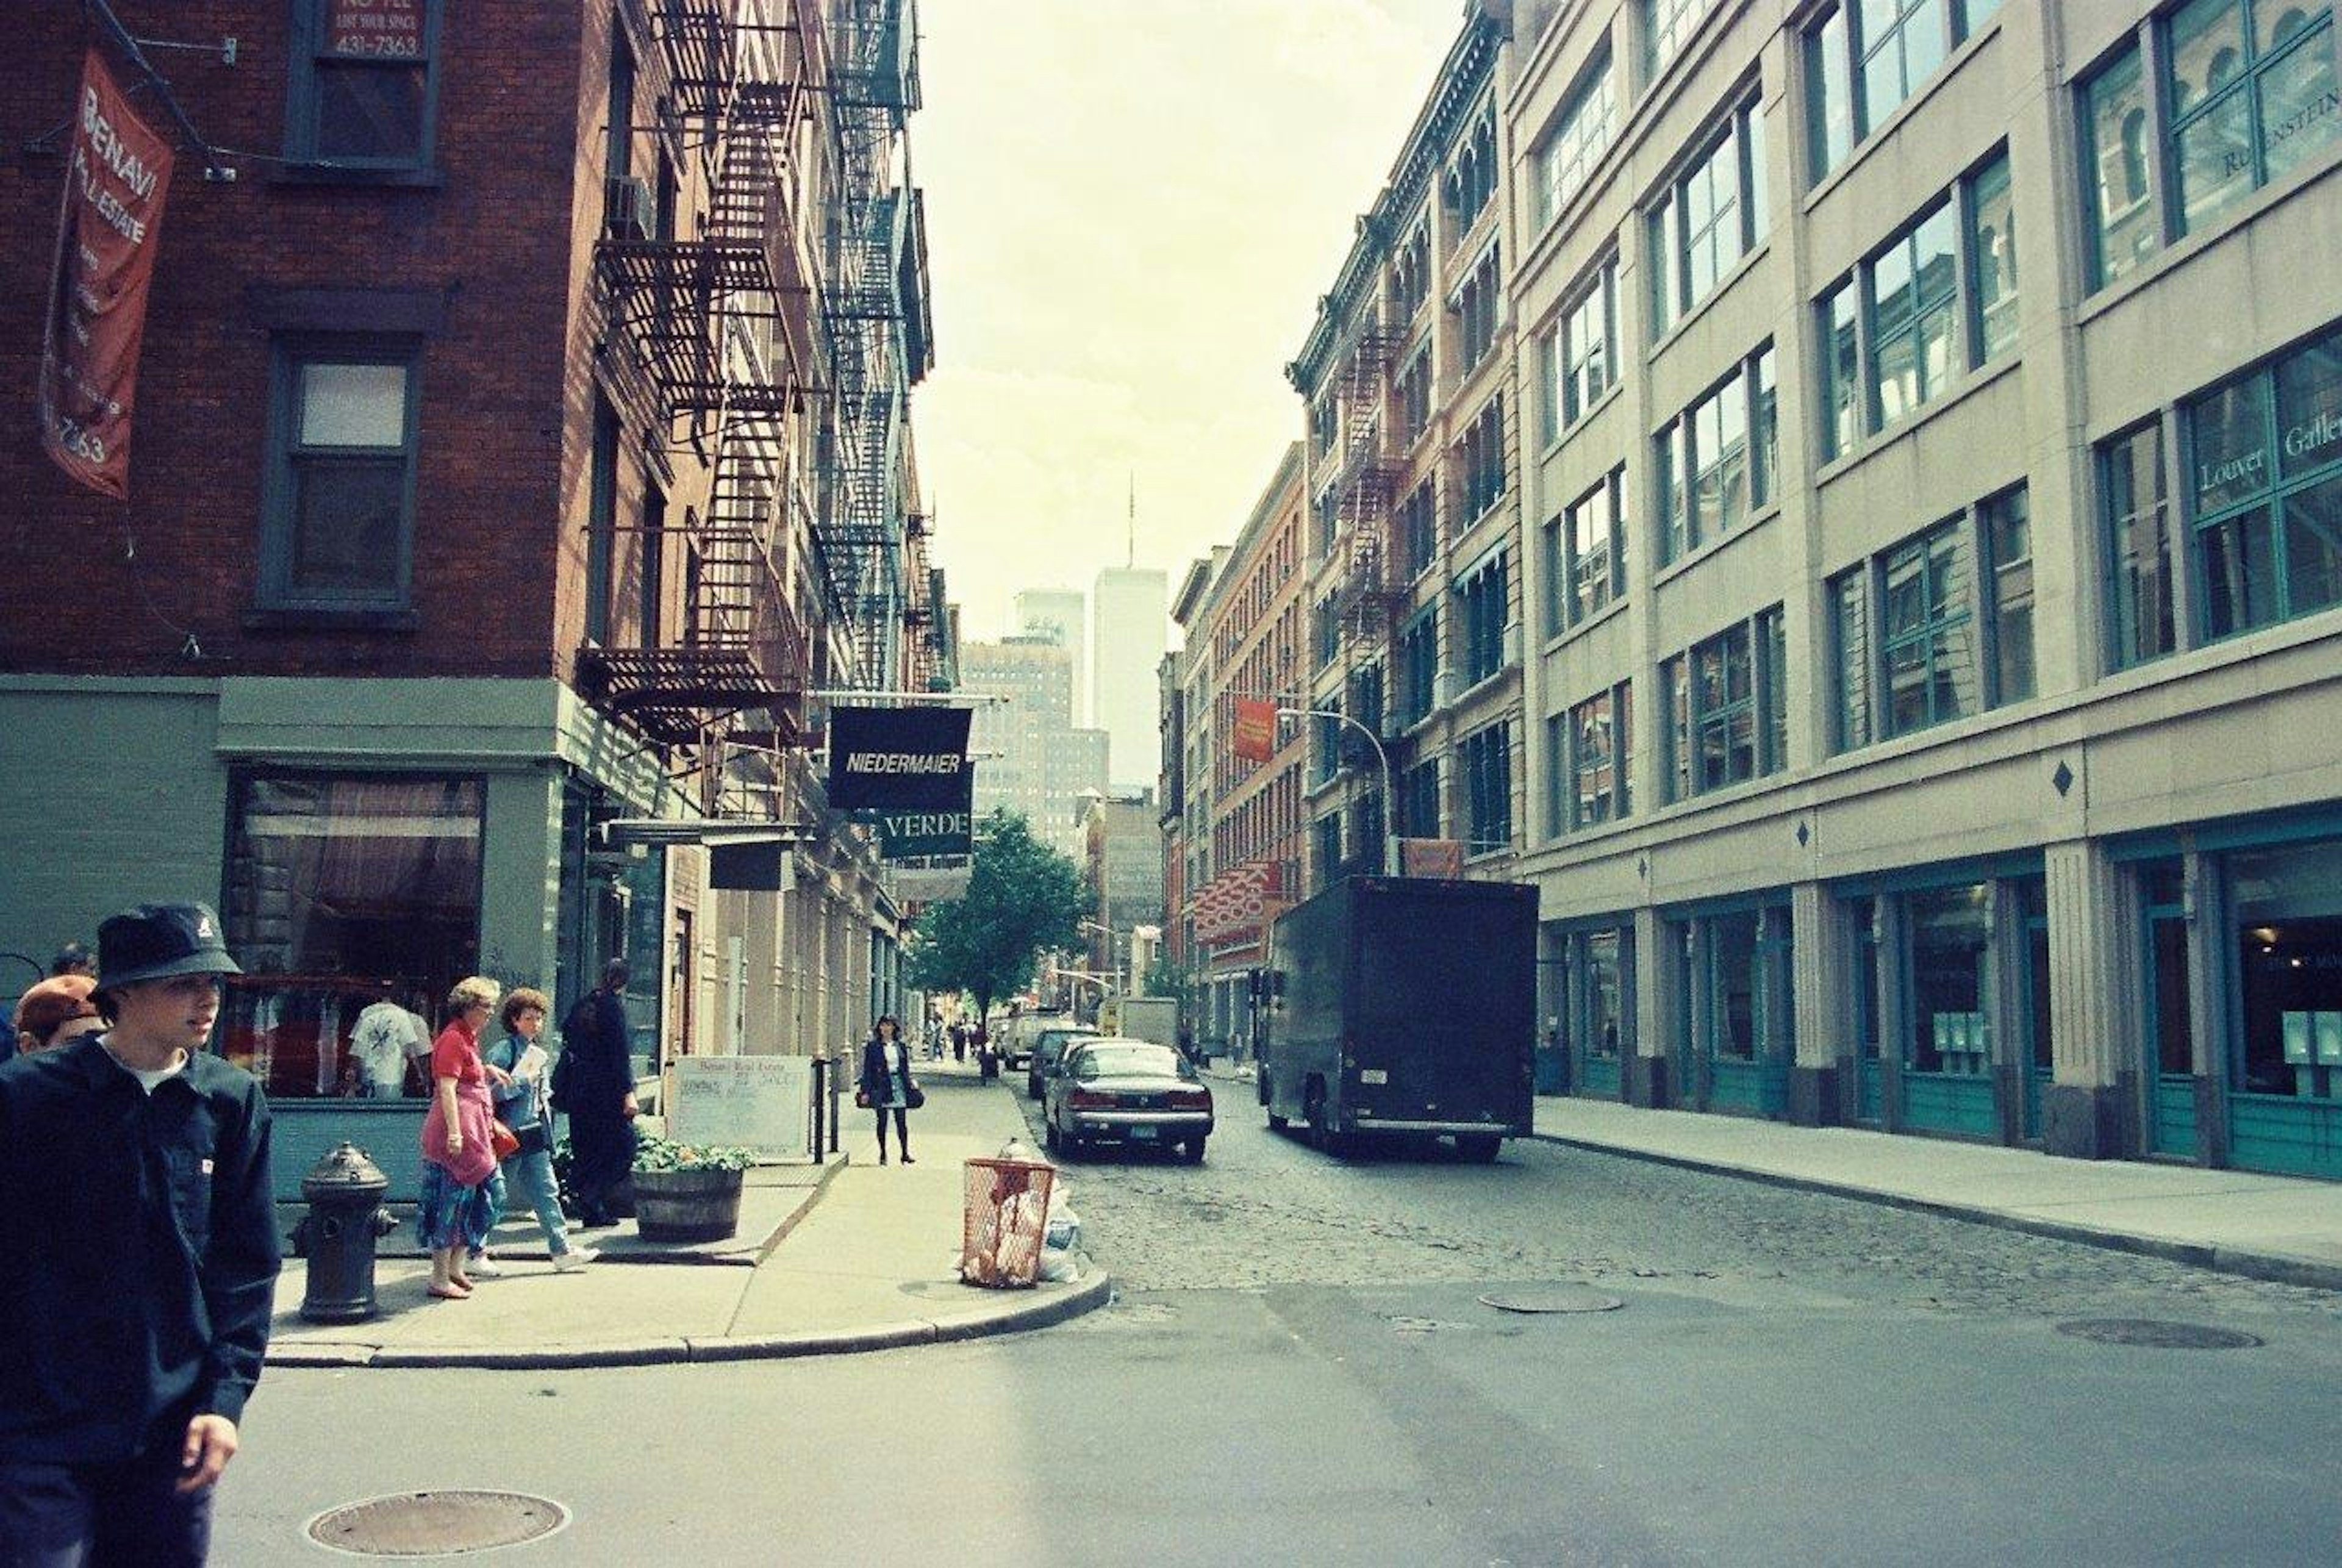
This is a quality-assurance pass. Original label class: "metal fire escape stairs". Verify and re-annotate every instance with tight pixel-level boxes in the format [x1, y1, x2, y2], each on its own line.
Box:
[582, 0, 821, 762]
[1327, 314, 1401, 814]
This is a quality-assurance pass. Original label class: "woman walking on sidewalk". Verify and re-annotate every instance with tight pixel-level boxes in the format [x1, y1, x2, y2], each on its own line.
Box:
[418, 976, 505, 1299]
[484, 987, 595, 1273]
[859, 1015, 920, 1165]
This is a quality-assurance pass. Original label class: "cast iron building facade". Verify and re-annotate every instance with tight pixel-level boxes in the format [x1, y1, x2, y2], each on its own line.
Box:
[0, 0, 944, 1195]
[1509, 0, 2342, 1178]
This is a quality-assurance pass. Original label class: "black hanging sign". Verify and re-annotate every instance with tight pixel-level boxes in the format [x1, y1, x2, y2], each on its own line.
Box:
[826, 705, 972, 811]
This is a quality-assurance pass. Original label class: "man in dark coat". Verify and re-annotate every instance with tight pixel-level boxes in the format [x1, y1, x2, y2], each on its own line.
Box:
[0, 902, 281, 1564]
[564, 958, 639, 1228]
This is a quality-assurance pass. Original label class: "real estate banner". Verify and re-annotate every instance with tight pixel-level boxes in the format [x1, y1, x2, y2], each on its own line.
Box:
[39, 50, 175, 500]
[826, 704, 972, 811]
[1230, 696, 1278, 763]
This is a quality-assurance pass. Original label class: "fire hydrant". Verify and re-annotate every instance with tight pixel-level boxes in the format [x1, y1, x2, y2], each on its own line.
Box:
[293, 1142, 398, 1324]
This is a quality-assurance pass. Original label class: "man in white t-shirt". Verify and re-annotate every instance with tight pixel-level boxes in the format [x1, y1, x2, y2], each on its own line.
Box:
[348, 997, 426, 1098]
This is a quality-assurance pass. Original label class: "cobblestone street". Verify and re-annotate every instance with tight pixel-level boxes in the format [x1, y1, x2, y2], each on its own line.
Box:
[1019, 1087, 2342, 1330]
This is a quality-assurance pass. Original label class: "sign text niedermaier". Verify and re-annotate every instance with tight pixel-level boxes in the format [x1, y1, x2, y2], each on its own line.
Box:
[826, 706, 973, 811]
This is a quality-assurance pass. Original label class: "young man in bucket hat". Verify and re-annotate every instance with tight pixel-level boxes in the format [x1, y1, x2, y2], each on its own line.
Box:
[0, 903, 281, 1566]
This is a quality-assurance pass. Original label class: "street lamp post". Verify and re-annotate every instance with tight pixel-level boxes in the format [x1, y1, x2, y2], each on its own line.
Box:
[1278, 705, 1399, 878]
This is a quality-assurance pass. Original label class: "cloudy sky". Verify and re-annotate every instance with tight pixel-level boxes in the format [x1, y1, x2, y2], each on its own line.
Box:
[911, 0, 1461, 642]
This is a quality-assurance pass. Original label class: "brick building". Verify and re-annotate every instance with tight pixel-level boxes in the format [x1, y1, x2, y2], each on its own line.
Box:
[0, 0, 944, 1193]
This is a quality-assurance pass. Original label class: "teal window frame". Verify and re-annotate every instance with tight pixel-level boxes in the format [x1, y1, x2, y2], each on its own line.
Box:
[1803, 0, 2004, 183]
[1397, 607, 1439, 724]
[1400, 481, 1437, 579]
[1644, 0, 1716, 81]
[1458, 395, 1507, 523]
[1866, 199, 1960, 429]
[285, 0, 445, 173]
[1878, 518, 1975, 739]
[1567, 679, 1632, 830]
[1460, 721, 1513, 856]
[2163, 0, 2340, 240]
[1453, 245, 1504, 378]
[1663, 606, 1788, 800]
[1534, 326, 1561, 451]
[1656, 343, 1774, 565]
[1544, 713, 1568, 839]
[2102, 417, 2180, 668]
[1314, 814, 1344, 890]
[1561, 256, 1618, 427]
[1650, 98, 1767, 334]
[1831, 564, 1874, 753]
[1819, 280, 1861, 460]
[1400, 759, 1441, 839]
[1458, 554, 1510, 686]
[2184, 323, 2342, 642]
[2080, 41, 2160, 292]
[1566, 468, 1625, 627]
[258, 337, 424, 615]
[1539, 515, 1566, 639]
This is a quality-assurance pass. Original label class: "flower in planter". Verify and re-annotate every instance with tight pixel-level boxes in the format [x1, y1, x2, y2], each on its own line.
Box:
[631, 1133, 755, 1174]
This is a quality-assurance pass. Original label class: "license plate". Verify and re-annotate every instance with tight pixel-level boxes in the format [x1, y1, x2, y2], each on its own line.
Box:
[1129, 1125, 1158, 1139]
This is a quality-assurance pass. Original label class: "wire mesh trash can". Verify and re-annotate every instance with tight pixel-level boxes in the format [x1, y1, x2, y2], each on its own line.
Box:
[961, 1157, 1056, 1287]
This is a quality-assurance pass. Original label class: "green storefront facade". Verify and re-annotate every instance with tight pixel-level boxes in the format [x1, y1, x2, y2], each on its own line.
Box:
[0, 674, 678, 1199]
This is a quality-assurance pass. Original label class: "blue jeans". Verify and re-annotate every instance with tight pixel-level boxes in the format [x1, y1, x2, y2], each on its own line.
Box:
[0, 1450, 212, 1567]
[498, 1145, 571, 1256]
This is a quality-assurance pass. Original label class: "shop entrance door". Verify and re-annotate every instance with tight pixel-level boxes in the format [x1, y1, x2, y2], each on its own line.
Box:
[2020, 902, 2052, 1143]
[2143, 871, 2199, 1159]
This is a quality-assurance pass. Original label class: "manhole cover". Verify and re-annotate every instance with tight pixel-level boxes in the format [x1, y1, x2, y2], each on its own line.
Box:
[1479, 1287, 1624, 1315]
[306, 1491, 567, 1556]
[2055, 1319, 2263, 1350]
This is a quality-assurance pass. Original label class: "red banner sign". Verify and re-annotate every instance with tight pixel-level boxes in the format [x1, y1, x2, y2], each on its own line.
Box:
[1400, 839, 1464, 879]
[1191, 859, 1287, 945]
[1230, 696, 1278, 764]
[38, 51, 175, 500]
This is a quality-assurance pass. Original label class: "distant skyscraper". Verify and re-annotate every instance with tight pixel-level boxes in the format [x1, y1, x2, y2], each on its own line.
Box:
[958, 636, 1108, 861]
[1093, 566, 1169, 791]
[1013, 587, 1089, 726]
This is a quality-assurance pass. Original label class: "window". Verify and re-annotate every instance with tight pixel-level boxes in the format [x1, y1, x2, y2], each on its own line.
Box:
[1562, 256, 1619, 428]
[2104, 418, 2177, 667]
[1805, 1, 2002, 181]
[586, 394, 620, 643]
[1880, 518, 1975, 736]
[1538, 51, 1617, 229]
[1833, 568, 1874, 751]
[221, 772, 484, 1100]
[1650, 97, 1767, 334]
[1458, 397, 1507, 521]
[2186, 324, 2342, 640]
[1535, 327, 1561, 452]
[1458, 555, 1510, 685]
[1564, 468, 1626, 626]
[1311, 708, 1342, 786]
[1397, 349, 1433, 447]
[1540, 516, 1566, 639]
[1983, 486, 2035, 701]
[1661, 606, 1788, 799]
[1656, 344, 1775, 564]
[1398, 610, 1439, 725]
[2078, 4, 2337, 295]
[1645, 0, 1718, 80]
[1400, 759, 1441, 838]
[1461, 722, 1513, 855]
[1313, 595, 1340, 670]
[1448, 112, 1499, 234]
[262, 344, 421, 610]
[2082, 45, 2158, 289]
[1567, 681, 1633, 829]
[1392, 224, 1431, 326]
[1398, 483, 1437, 579]
[1315, 814, 1344, 890]
[1453, 246, 1504, 376]
[290, 0, 441, 168]
[1817, 151, 2017, 454]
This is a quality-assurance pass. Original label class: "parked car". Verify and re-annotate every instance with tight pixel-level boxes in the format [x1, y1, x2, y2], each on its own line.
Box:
[1026, 1026, 1101, 1100]
[1003, 1009, 1071, 1072]
[1044, 1038, 1213, 1162]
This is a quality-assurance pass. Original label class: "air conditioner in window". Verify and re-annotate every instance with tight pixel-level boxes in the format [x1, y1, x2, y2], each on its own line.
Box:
[605, 174, 656, 241]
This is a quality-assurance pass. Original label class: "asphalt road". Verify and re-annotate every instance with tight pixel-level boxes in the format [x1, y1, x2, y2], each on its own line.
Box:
[214, 1092, 2342, 1566]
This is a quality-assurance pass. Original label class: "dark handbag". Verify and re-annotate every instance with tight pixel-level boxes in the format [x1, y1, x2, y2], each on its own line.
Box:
[854, 1088, 871, 1109]
[905, 1084, 926, 1110]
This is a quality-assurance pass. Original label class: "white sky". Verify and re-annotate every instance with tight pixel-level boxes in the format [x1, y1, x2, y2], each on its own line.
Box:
[911, 0, 1461, 643]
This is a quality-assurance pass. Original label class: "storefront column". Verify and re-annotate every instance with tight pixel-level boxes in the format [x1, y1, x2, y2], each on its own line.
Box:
[1628, 905, 1674, 1108]
[2043, 839, 2138, 1159]
[1789, 881, 1847, 1126]
[481, 769, 563, 992]
[1987, 880, 2029, 1145]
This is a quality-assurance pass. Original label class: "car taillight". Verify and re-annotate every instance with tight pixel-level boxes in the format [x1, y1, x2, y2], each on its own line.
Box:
[1069, 1090, 1115, 1110]
[1170, 1090, 1211, 1111]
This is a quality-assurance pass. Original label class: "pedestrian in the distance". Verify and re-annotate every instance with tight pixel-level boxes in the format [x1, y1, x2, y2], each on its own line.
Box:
[13, 973, 106, 1056]
[348, 990, 426, 1098]
[49, 940, 96, 979]
[418, 976, 506, 1300]
[858, 1014, 919, 1165]
[484, 987, 594, 1272]
[0, 901, 280, 1564]
[563, 959, 640, 1228]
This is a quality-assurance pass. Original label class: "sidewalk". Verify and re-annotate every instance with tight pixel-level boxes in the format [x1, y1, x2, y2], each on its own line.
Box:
[265, 1061, 1108, 1370]
[1530, 1097, 2342, 1291]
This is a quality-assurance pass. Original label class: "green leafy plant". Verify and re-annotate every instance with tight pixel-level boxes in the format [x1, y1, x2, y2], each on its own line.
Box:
[630, 1132, 755, 1173]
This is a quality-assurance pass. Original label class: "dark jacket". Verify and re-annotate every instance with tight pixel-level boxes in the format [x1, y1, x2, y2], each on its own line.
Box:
[859, 1036, 917, 1103]
[564, 987, 633, 1116]
[0, 1036, 280, 1462]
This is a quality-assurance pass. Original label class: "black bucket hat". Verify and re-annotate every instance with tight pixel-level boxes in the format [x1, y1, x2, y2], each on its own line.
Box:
[96, 903, 243, 991]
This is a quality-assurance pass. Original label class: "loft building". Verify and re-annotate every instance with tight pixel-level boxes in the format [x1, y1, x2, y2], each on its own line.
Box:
[1509, 0, 2342, 1178]
[1289, 7, 1524, 895]
[0, 0, 940, 1192]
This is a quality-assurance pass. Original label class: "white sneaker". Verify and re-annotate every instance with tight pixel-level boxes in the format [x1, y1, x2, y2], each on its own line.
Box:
[467, 1251, 504, 1277]
[553, 1248, 599, 1272]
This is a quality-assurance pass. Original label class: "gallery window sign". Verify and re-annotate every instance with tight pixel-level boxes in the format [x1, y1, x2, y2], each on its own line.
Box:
[825, 705, 972, 811]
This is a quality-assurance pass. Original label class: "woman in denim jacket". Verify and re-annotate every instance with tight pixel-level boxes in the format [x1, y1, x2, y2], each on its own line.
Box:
[484, 988, 595, 1273]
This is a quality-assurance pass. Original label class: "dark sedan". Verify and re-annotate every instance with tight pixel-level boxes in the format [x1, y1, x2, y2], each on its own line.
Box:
[1044, 1039, 1213, 1162]
[1026, 1026, 1101, 1100]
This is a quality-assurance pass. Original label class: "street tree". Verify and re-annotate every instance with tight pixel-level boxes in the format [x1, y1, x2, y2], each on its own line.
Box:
[906, 810, 1087, 1023]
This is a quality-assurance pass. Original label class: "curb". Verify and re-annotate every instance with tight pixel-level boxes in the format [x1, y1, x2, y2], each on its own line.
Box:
[263, 1269, 1115, 1370]
[1530, 1131, 2342, 1294]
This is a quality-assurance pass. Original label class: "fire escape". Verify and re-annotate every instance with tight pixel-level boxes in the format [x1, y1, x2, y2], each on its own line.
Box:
[1329, 313, 1402, 664]
[580, 0, 821, 753]
[821, 0, 933, 690]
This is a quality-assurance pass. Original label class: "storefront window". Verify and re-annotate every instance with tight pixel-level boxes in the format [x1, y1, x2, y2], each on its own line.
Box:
[1906, 882, 1991, 1075]
[221, 773, 485, 1099]
[2228, 837, 2342, 1099]
[1574, 928, 1628, 1060]
[2144, 862, 2194, 1078]
[1711, 912, 1761, 1060]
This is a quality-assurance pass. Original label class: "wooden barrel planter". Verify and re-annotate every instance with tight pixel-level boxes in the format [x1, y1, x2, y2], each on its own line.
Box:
[631, 1167, 743, 1244]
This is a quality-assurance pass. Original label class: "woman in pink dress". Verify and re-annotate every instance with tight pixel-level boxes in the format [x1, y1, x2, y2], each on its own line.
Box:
[417, 976, 504, 1299]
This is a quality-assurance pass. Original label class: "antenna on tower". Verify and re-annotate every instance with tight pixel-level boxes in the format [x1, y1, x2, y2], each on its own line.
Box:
[1127, 471, 1136, 568]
